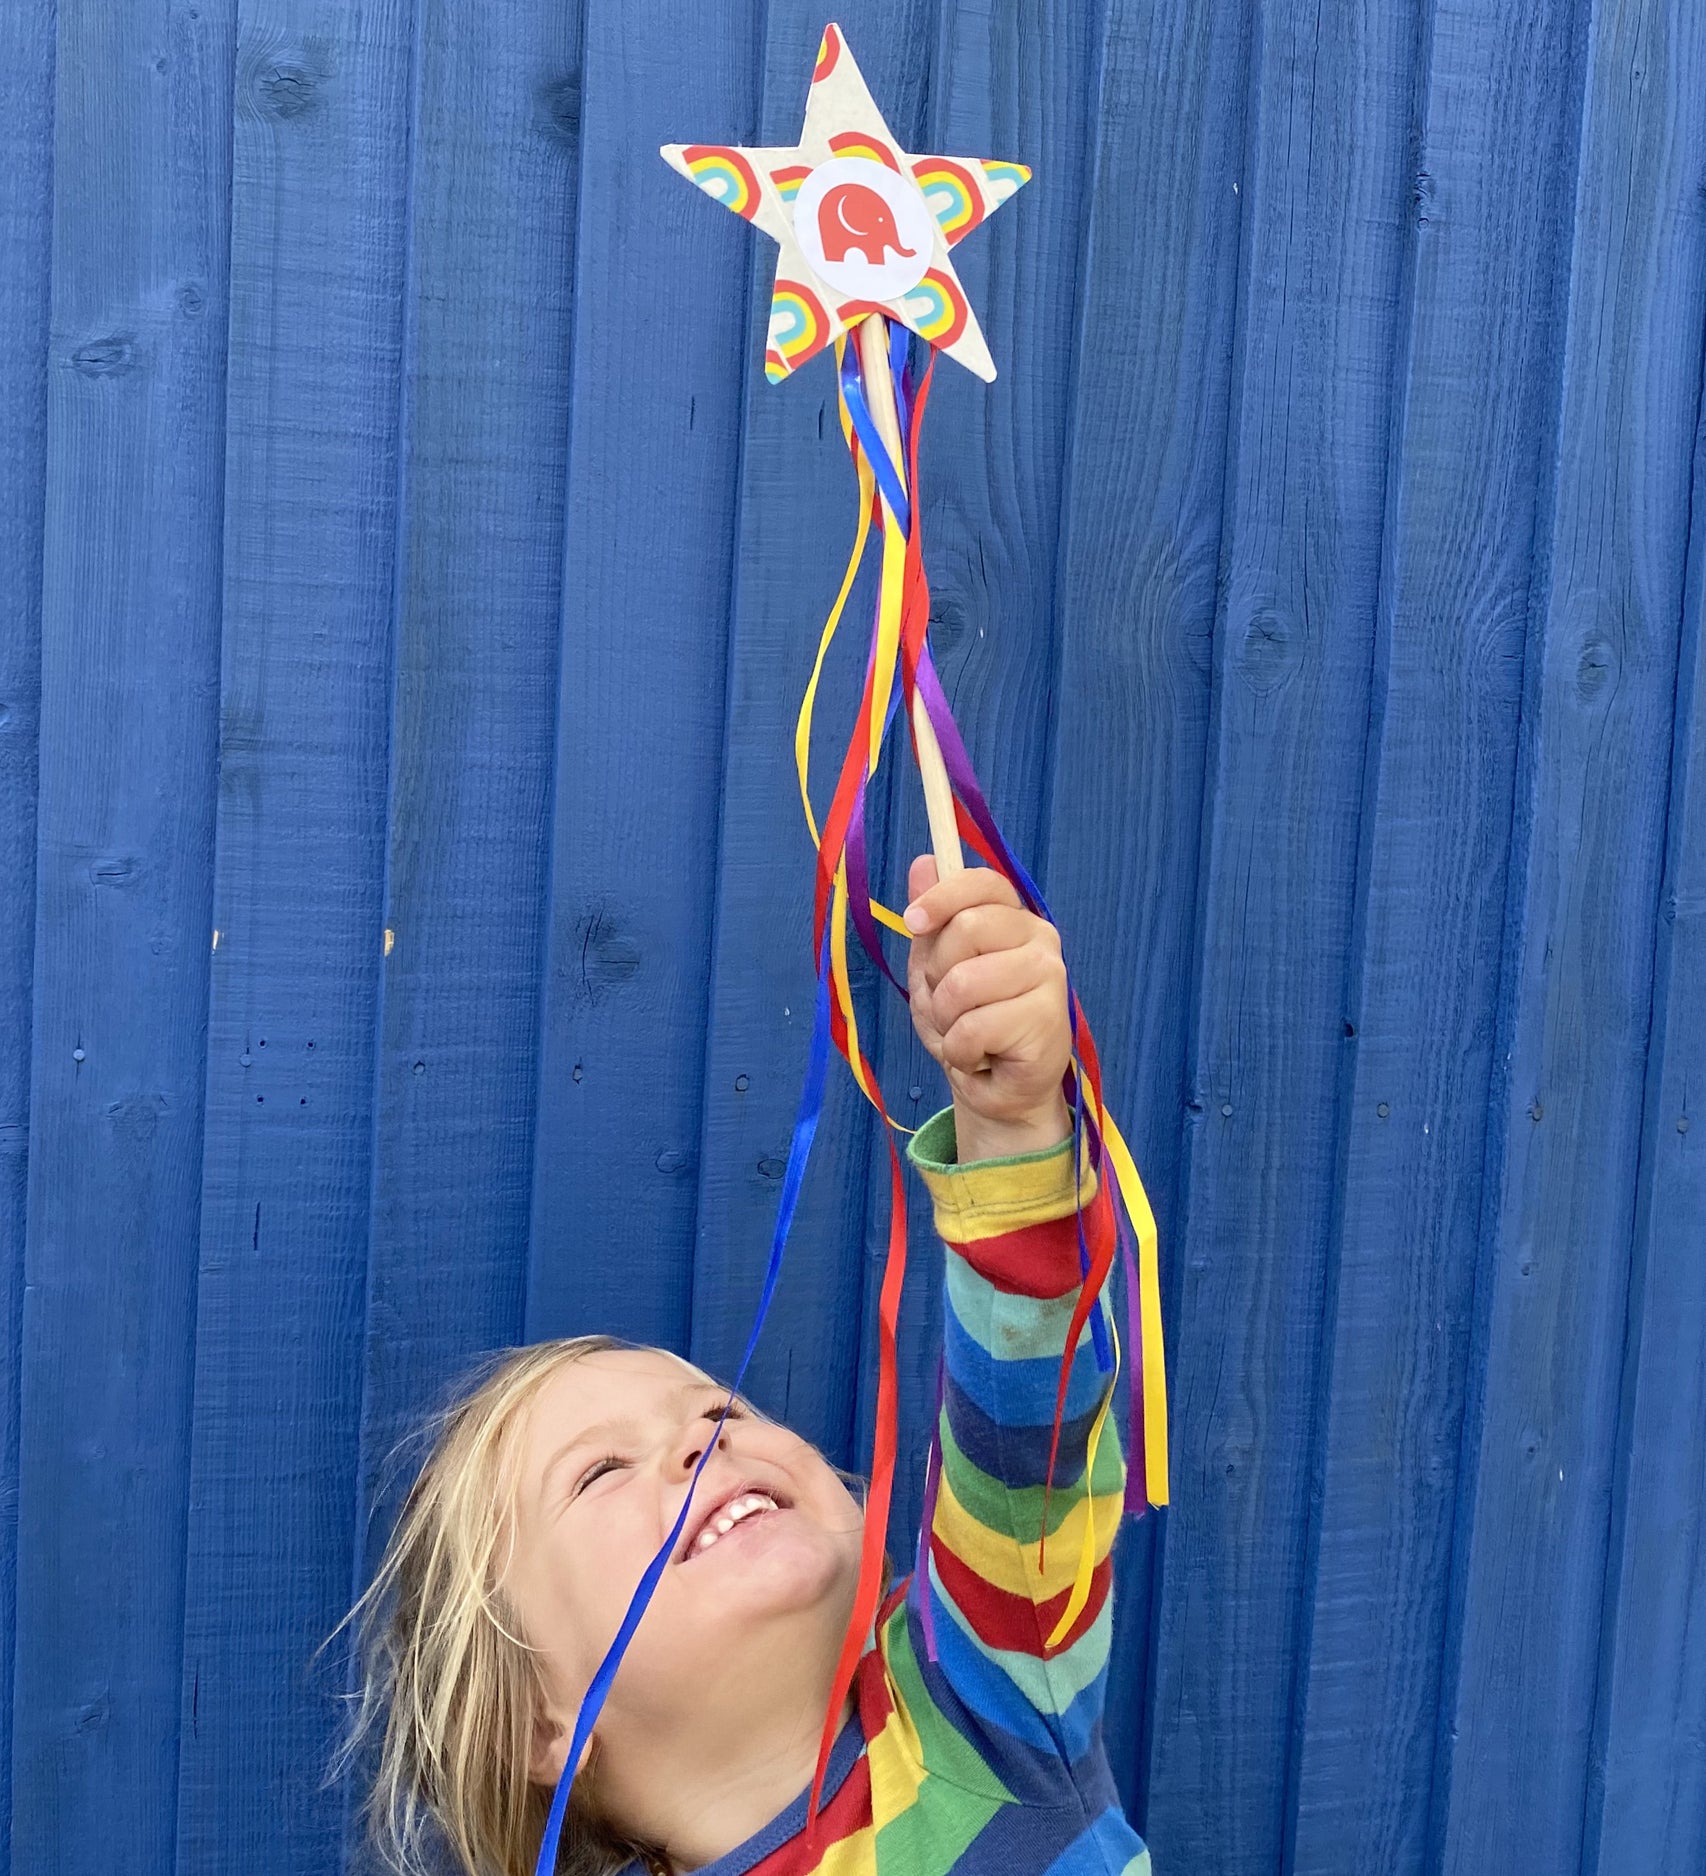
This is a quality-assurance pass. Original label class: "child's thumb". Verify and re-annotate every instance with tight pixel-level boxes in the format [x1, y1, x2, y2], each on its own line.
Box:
[906, 852, 939, 909]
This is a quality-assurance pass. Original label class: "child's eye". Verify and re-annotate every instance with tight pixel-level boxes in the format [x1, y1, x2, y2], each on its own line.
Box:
[574, 1453, 627, 1495]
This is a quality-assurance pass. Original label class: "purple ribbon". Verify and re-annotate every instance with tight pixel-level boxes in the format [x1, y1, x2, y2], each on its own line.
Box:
[914, 1354, 947, 1664]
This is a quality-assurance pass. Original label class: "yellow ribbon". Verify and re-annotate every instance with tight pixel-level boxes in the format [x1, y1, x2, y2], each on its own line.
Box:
[794, 339, 910, 941]
[828, 859, 874, 1105]
[1046, 1309, 1120, 1647]
[1044, 1074, 1172, 1640]
[1101, 1108, 1169, 1507]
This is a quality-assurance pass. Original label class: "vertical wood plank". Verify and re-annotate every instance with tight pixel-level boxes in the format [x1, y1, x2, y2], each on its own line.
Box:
[684, 0, 936, 1456]
[0, 5, 56, 1861]
[1430, 0, 1706, 1867]
[346, 0, 583, 1658]
[1581, 409, 1706, 1874]
[1283, 2, 1590, 1868]
[8, 2, 232, 1868]
[172, 6, 412, 1867]
[1137, 1, 1419, 1866]
[1042, 0, 1251, 1819]
[525, 0, 759, 1354]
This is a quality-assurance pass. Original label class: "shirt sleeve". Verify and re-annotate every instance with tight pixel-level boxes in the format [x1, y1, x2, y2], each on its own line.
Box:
[896, 1105, 1124, 1776]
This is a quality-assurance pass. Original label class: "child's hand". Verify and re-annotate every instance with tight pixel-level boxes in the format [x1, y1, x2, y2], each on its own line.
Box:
[903, 855, 1073, 1164]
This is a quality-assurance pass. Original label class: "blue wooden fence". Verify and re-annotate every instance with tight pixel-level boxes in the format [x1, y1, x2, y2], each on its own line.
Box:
[2, 0, 1702, 1871]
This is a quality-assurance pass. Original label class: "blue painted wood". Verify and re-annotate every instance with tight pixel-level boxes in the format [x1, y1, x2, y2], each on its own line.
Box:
[9, 2, 232, 1869]
[346, 0, 580, 1659]
[1042, 0, 1252, 1823]
[0, 6, 55, 1864]
[1430, 0, 1706, 1867]
[1138, 2, 1419, 1868]
[525, 0, 759, 1356]
[1582, 406, 1706, 1873]
[1284, 2, 1589, 1869]
[171, 7, 412, 1869]
[2, 5, 1704, 1871]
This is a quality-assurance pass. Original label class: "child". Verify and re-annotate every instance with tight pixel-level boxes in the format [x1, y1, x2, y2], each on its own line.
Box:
[343, 858, 1150, 1876]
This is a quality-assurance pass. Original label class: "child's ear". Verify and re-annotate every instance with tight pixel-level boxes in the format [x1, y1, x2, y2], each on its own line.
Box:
[528, 1709, 594, 1786]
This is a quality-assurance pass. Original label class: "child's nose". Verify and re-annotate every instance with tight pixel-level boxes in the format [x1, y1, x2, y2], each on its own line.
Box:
[678, 1426, 730, 1473]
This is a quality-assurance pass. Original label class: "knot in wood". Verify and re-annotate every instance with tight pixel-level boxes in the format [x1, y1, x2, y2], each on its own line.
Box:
[70, 334, 137, 378]
[248, 49, 328, 121]
[1232, 597, 1302, 696]
[536, 71, 582, 147]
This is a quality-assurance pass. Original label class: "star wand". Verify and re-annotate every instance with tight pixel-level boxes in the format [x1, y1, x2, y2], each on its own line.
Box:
[661, 22, 1170, 1821]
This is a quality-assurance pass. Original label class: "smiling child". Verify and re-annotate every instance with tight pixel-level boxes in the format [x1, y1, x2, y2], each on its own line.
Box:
[341, 857, 1150, 1876]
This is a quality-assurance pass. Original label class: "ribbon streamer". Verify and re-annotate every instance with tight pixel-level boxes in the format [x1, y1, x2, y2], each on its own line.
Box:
[795, 315, 1169, 1825]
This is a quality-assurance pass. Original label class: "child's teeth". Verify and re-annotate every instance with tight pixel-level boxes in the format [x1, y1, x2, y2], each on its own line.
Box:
[691, 1493, 781, 1557]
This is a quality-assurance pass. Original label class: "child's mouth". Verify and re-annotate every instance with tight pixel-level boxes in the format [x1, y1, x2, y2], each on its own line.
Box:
[681, 1489, 787, 1561]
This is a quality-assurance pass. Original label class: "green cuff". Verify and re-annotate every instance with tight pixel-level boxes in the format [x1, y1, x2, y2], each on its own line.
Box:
[907, 1106, 1094, 1244]
[906, 1105, 1075, 1174]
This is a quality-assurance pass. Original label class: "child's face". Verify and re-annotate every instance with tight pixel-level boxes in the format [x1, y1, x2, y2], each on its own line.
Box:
[505, 1346, 864, 1776]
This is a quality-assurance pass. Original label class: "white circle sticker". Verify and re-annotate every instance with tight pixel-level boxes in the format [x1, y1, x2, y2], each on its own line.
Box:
[793, 156, 935, 302]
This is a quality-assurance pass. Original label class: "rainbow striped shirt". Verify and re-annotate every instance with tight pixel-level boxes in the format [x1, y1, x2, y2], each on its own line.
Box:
[663, 1109, 1150, 1876]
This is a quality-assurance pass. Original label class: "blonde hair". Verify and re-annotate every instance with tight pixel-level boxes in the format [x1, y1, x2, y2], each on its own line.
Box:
[333, 1336, 670, 1876]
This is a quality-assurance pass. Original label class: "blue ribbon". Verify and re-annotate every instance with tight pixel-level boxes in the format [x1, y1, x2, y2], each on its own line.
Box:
[533, 927, 838, 1875]
[1069, 1031, 1115, 1375]
[838, 338, 911, 532]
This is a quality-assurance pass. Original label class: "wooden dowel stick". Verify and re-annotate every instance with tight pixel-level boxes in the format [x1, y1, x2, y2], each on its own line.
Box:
[856, 313, 965, 880]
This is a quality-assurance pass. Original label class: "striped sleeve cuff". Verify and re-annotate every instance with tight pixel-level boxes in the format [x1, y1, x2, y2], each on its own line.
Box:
[908, 1106, 1101, 1293]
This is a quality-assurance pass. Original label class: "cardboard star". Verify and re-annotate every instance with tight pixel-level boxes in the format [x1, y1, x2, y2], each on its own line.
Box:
[662, 22, 1030, 384]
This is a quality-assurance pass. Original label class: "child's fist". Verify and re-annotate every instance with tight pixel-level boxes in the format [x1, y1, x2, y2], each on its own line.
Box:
[903, 855, 1072, 1162]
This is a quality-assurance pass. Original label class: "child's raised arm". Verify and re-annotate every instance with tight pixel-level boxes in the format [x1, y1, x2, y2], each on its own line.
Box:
[887, 860, 1128, 1814]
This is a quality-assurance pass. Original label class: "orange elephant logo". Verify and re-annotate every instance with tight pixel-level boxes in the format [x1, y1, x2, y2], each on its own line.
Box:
[818, 182, 917, 266]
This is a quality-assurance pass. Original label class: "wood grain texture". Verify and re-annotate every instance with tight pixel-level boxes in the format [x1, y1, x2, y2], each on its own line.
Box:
[9, 3, 232, 1869]
[1140, 2, 1419, 1867]
[1042, 0, 1252, 1821]
[1284, 2, 1589, 1869]
[0, 5, 55, 1863]
[171, 6, 412, 1868]
[525, 0, 759, 1355]
[347, 0, 580, 1636]
[1581, 402, 1706, 1874]
[1430, 0, 1706, 1867]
